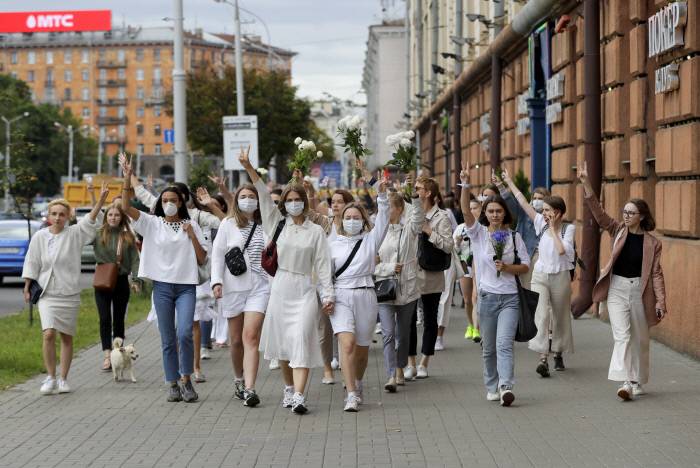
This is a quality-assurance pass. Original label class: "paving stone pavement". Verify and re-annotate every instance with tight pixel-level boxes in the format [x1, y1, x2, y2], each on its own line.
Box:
[1, 308, 699, 468]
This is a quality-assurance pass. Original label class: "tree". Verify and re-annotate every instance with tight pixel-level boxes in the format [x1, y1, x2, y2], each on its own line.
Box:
[168, 67, 333, 181]
[188, 158, 217, 193]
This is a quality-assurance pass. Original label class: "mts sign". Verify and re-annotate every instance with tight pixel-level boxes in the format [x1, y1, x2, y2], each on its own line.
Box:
[0, 10, 111, 33]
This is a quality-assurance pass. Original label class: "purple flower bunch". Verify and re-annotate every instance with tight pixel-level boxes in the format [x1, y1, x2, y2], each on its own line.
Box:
[491, 230, 509, 277]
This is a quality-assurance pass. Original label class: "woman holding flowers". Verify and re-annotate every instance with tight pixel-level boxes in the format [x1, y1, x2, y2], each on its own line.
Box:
[459, 167, 529, 407]
[240, 147, 334, 415]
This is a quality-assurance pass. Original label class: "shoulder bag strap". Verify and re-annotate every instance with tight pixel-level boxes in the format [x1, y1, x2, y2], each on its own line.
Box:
[272, 219, 286, 243]
[242, 223, 257, 252]
[335, 239, 363, 279]
[511, 230, 524, 289]
[116, 232, 124, 267]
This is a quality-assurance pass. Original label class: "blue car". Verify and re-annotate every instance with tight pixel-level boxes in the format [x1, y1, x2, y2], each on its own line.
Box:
[0, 220, 43, 284]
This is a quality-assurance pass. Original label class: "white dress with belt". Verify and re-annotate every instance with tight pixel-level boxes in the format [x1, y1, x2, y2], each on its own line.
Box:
[254, 179, 334, 369]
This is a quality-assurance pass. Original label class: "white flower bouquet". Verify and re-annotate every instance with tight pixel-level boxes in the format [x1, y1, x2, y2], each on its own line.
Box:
[337, 115, 371, 161]
[288, 137, 323, 180]
[384, 130, 417, 195]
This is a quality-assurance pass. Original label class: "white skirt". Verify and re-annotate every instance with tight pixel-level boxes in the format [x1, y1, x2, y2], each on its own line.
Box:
[221, 271, 271, 318]
[38, 293, 81, 336]
[259, 269, 323, 368]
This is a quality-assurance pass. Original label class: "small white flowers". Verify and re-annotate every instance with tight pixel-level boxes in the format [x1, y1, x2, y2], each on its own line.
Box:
[338, 115, 363, 132]
[297, 139, 317, 152]
[256, 167, 269, 176]
[317, 151, 323, 158]
[294, 137, 302, 145]
[386, 130, 415, 149]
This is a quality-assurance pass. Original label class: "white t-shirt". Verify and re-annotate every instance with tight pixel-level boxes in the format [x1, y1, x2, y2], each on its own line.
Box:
[465, 222, 530, 295]
[132, 212, 206, 285]
[533, 213, 576, 274]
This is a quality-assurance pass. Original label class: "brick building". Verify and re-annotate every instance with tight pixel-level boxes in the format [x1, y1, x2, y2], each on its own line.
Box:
[0, 26, 295, 180]
[410, 0, 700, 358]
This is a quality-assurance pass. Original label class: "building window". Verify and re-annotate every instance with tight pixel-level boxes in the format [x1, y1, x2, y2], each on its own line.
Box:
[99, 88, 107, 101]
[118, 68, 126, 79]
[153, 68, 161, 85]
[117, 49, 125, 62]
[154, 105, 162, 117]
[98, 49, 106, 59]
[82, 107, 90, 118]
[137, 107, 145, 118]
[154, 144, 161, 155]
[136, 124, 144, 136]
[136, 69, 144, 81]
[118, 87, 126, 99]
[81, 69, 89, 81]
[64, 88, 72, 101]
[64, 70, 72, 82]
[99, 69, 107, 80]
[136, 48, 144, 62]
[99, 107, 106, 117]
[10, 71, 17, 79]
[46, 51, 53, 64]
[154, 124, 161, 136]
[64, 50, 72, 64]
[118, 125, 126, 137]
[136, 87, 144, 99]
[28, 51, 36, 64]
[81, 49, 89, 63]
[46, 69, 54, 83]
[11, 51, 18, 64]
[82, 87, 90, 101]
[137, 144, 144, 154]
[153, 48, 161, 61]
[27, 70, 35, 82]
[118, 107, 126, 118]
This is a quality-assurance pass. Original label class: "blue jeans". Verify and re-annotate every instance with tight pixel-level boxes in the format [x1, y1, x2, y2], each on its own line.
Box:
[200, 319, 213, 348]
[152, 281, 196, 382]
[478, 292, 519, 393]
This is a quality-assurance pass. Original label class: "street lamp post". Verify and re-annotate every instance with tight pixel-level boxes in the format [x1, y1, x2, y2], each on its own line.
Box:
[54, 122, 76, 183]
[1, 111, 30, 212]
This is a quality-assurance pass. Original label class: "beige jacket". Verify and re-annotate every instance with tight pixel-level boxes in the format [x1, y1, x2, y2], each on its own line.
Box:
[417, 204, 455, 294]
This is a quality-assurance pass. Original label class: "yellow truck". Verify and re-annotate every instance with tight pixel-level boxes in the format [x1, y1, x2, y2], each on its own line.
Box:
[62, 175, 124, 207]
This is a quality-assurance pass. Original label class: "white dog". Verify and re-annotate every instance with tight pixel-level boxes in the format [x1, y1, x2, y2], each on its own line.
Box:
[110, 337, 139, 383]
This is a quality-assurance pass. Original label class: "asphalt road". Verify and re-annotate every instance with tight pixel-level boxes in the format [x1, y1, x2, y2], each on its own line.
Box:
[0, 270, 94, 318]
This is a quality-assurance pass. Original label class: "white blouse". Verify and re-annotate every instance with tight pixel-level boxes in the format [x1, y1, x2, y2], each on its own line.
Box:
[465, 222, 530, 295]
[533, 213, 576, 274]
[132, 213, 206, 285]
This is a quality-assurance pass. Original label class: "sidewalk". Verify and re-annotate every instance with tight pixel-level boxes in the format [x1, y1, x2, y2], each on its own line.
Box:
[1, 308, 699, 468]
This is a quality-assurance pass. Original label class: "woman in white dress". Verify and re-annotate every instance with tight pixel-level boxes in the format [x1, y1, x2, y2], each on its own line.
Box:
[211, 183, 270, 407]
[23, 186, 109, 395]
[240, 149, 334, 414]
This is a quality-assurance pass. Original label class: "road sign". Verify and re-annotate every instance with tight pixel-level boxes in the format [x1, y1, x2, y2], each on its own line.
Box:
[223, 115, 259, 171]
[0, 10, 112, 33]
[163, 129, 174, 144]
[320, 161, 342, 187]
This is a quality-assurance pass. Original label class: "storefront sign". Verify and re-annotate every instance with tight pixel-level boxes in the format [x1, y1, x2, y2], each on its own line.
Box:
[545, 102, 562, 125]
[517, 93, 529, 116]
[222, 115, 259, 171]
[648, 2, 687, 59]
[0, 10, 112, 33]
[516, 118, 530, 136]
[479, 113, 490, 136]
[655, 62, 680, 94]
[546, 73, 565, 101]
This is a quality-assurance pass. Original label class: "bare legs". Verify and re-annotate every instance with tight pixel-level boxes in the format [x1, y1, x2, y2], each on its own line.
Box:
[228, 312, 265, 389]
[42, 328, 73, 379]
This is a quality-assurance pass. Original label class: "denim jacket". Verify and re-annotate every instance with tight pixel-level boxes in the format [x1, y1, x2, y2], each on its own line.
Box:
[500, 189, 539, 258]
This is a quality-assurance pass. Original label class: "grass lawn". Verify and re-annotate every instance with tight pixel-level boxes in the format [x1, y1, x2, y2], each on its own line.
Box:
[0, 286, 152, 390]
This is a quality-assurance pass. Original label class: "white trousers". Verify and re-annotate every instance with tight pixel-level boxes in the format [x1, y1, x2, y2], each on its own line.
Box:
[437, 263, 459, 328]
[607, 275, 649, 384]
[528, 270, 574, 354]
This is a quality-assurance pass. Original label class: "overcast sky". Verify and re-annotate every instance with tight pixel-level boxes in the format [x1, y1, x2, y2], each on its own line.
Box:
[10, 0, 406, 103]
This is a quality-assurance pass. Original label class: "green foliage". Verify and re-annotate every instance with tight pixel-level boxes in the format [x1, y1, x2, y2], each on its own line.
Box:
[0, 74, 97, 198]
[188, 158, 217, 193]
[513, 169, 531, 201]
[0, 285, 152, 390]
[170, 67, 330, 182]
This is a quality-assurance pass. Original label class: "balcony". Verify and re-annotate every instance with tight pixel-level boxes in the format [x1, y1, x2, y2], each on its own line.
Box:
[97, 79, 127, 87]
[145, 96, 166, 106]
[44, 80, 55, 88]
[103, 135, 127, 144]
[96, 98, 128, 106]
[97, 60, 127, 68]
[96, 116, 128, 125]
[152, 78, 163, 87]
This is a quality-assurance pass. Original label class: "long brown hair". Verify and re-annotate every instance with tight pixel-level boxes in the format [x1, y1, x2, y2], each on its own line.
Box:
[99, 203, 136, 247]
[629, 198, 656, 231]
[228, 183, 262, 228]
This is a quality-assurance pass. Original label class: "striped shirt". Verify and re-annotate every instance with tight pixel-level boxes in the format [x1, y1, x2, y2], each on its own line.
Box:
[239, 221, 265, 274]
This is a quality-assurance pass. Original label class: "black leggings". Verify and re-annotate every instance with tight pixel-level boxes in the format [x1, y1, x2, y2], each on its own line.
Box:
[420, 293, 441, 356]
[409, 301, 417, 357]
[95, 274, 131, 351]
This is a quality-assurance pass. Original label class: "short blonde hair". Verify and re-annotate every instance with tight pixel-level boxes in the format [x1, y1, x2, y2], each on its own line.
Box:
[47, 198, 72, 215]
[338, 202, 373, 236]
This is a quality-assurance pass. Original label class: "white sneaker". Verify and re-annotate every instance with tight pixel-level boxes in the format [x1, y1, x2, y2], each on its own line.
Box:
[344, 393, 360, 412]
[291, 392, 308, 414]
[269, 359, 280, 370]
[404, 366, 416, 381]
[434, 336, 445, 351]
[631, 383, 645, 396]
[200, 347, 211, 360]
[355, 380, 364, 404]
[416, 365, 429, 379]
[40, 376, 57, 395]
[500, 387, 514, 407]
[57, 378, 71, 394]
[281, 386, 294, 408]
[486, 391, 500, 401]
[617, 382, 634, 401]
[330, 357, 340, 370]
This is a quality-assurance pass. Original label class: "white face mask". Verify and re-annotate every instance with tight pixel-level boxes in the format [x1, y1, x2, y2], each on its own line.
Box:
[162, 201, 178, 217]
[343, 219, 363, 236]
[285, 201, 304, 216]
[238, 198, 258, 213]
[532, 199, 544, 212]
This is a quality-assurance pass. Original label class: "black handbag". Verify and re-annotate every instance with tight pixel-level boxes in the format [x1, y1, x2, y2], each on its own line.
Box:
[417, 232, 451, 271]
[375, 228, 401, 303]
[225, 223, 257, 276]
[29, 279, 43, 305]
[511, 231, 539, 342]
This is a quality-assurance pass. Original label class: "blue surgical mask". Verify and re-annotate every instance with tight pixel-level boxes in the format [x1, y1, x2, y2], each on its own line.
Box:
[285, 201, 304, 216]
[343, 219, 363, 236]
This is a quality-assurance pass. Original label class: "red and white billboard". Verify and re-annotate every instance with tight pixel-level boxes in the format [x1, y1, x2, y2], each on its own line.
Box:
[0, 10, 112, 33]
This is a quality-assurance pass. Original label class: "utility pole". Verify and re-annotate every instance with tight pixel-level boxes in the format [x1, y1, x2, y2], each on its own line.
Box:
[173, 0, 188, 182]
[2, 112, 29, 211]
[54, 122, 76, 183]
[234, 0, 245, 117]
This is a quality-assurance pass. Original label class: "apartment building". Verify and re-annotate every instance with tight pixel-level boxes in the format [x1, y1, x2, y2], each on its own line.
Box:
[0, 26, 295, 179]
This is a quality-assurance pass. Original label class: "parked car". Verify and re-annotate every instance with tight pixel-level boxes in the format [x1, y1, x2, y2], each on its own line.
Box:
[0, 212, 27, 221]
[73, 207, 96, 266]
[0, 219, 42, 284]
